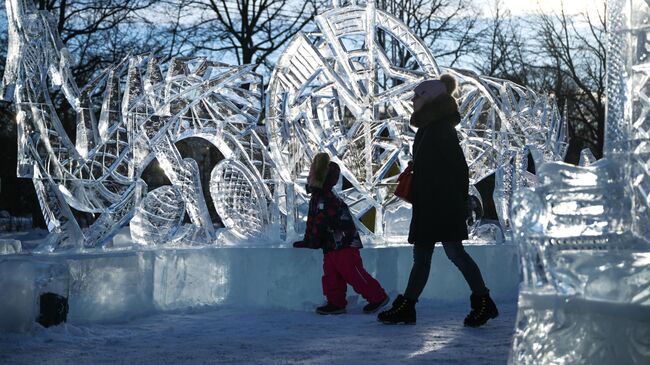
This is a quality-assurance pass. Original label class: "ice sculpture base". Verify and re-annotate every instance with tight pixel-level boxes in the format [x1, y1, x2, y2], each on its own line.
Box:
[510, 291, 650, 364]
[0, 243, 519, 332]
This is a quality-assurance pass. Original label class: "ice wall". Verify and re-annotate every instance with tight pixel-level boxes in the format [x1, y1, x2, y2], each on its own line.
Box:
[0, 244, 519, 332]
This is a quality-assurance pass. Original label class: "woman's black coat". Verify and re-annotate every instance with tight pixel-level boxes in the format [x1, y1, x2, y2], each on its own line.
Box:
[408, 94, 469, 244]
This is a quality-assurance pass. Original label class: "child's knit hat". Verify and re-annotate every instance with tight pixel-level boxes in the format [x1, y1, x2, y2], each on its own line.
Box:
[308, 152, 331, 189]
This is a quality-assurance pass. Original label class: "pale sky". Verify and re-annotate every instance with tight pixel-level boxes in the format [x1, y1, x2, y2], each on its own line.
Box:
[486, 0, 605, 16]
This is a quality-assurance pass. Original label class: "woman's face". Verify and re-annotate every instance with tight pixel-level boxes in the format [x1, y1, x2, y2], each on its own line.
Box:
[412, 80, 446, 113]
[412, 89, 427, 113]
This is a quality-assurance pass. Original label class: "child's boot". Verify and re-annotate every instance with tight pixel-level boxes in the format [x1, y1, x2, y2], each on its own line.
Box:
[377, 294, 416, 324]
[363, 295, 389, 314]
[316, 303, 346, 315]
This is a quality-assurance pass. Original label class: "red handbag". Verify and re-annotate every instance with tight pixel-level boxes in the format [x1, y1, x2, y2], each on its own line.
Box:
[394, 161, 413, 203]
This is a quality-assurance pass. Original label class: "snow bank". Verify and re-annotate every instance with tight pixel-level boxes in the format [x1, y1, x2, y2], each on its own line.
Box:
[0, 244, 520, 332]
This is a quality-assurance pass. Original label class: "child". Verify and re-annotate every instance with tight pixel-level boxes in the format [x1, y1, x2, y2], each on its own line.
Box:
[293, 152, 389, 315]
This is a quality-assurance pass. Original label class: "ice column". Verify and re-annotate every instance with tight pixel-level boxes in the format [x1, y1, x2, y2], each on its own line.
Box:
[606, 0, 650, 239]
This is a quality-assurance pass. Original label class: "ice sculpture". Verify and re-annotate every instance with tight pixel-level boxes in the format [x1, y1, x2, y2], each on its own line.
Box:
[445, 69, 567, 183]
[1, 0, 567, 250]
[508, 0, 650, 363]
[267, 0, 566, 241]
[0, 0, 270, 249]
[130, 186, 186, 246]
[448, 70, 565, 238]
[578, 147, 597, 166]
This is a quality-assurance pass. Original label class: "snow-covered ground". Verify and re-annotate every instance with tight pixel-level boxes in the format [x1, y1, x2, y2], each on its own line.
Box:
[0, 300, 516, 364]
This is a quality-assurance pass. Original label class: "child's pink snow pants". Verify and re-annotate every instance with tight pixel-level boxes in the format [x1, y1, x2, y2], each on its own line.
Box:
[322, 247, 387, 308]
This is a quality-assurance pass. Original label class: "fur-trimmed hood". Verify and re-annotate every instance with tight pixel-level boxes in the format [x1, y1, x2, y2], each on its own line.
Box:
[308, 153, 330, 189]
[307, 153, 340, 192]
[410, 93, 461, 129]
[322, 162, 340, 191]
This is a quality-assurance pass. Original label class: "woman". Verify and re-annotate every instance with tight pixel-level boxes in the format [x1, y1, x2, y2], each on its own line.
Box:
[378, 75, 498, 327]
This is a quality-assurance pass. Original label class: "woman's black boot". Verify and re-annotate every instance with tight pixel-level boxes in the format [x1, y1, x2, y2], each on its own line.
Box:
[377, 294, 416, 324]
[464, 293, 498, 327]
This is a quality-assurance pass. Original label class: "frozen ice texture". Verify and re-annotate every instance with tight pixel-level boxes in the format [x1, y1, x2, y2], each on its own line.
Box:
[0, 211, 32, 232]
[210, 158, 273, 239]
[1, 0, 269, 249]
[509, 163, 650, 364]
[1, 0, 565, 249]
[0, 243, 520, 331]
[578, 148, 597, 166]
[67, 253, 154, 323]
[130, 186, 186, 246]
[382, 200, 412, 240]
[0, 261, 37, 332]
[509, 1, 650, 363]
[267, 4, 566, 242]
[0, 239, 22, 254]
[471, 223, 504, 244]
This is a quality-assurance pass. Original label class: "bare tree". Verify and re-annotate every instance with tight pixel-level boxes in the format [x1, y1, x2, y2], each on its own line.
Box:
[472, 0, 529, 85]
[34, 0, 158, 82]
[470, 2, 606, 161]
[377, 0, 481, 68]
[142, 0, 203, 59]
[182, 0, 319, 74]
[533, 6, 607, 159]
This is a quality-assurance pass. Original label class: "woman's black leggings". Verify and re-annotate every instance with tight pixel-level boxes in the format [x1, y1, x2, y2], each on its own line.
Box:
[404, 242, 489, 301]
